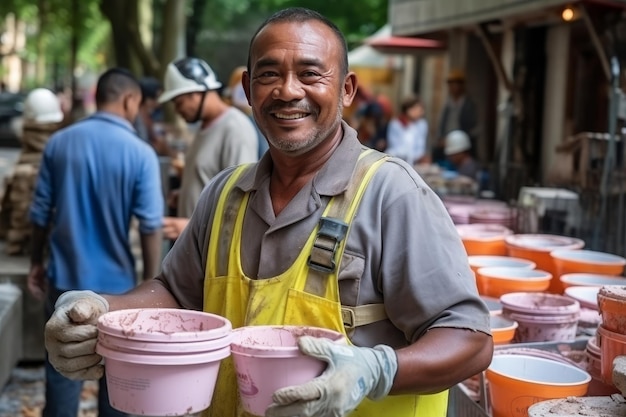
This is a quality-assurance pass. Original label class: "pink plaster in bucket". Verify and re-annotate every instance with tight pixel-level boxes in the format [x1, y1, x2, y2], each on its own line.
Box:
[96, 343, 230, 416]
[230, 325, 346, 416]
[500, 292, 580, 342]
[98, 308, 232, 342]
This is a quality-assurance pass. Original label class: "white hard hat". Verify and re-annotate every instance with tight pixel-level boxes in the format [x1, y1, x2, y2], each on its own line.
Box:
[444, 130, 471, 155]
[23, 88, 64, 124]
[158, 57, 222, 104]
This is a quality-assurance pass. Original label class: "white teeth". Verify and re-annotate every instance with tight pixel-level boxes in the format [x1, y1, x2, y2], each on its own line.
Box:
[275, 113, 307, 120]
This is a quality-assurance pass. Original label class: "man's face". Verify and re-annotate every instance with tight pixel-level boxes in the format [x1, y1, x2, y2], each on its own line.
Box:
[406, 103, 424, 121]
[124, 91, 142, 123]
[172, 92, 202, 123]
[447, 80, 465, 98]
[243, 20, 356, 156]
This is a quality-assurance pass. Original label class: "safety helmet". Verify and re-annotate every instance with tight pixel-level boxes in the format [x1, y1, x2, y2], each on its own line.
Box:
[23, 88, 64, 124]
[444, 130, 471, 155]
[158, 57, 222, 104]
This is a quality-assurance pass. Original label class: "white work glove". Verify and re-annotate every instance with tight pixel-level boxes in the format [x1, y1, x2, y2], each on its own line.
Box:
[44, 290, 109, 380]
[265, 336, 398, 417]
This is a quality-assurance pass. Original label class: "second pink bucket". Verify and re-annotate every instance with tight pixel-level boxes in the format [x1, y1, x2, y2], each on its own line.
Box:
[230, 325, 346, 416]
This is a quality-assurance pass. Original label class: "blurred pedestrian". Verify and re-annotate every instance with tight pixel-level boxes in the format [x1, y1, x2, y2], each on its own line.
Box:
[157, 57, 258, 240]
[434, 69, 478, 164]
[134, 76, 169, 155]
[0, 88, 64, 255]
[27, 68, 164, 417]
[385, 95, 429, 165]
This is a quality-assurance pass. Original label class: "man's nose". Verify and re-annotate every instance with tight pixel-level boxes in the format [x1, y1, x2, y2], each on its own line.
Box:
[272, 73, 305, 101]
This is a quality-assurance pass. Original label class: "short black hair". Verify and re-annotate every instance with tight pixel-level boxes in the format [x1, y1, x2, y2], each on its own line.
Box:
[95, 68, 141, 105]
[138, 77, 162, 102]
[400, 95, 422, 113]
[247, 7, 349, 76]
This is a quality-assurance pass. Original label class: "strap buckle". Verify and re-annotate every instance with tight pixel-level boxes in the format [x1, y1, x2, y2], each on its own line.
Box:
[307, 217, 348, 273]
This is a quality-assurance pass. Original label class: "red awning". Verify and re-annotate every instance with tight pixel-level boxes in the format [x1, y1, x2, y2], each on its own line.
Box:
[365, 36, 445, 54]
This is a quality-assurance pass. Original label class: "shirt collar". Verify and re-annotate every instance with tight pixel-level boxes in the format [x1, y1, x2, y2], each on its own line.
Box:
[238, 120, 362, 198]
[89, 111, 136, 132]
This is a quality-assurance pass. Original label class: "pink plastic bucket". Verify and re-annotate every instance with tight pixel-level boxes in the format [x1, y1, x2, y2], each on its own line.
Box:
[96, 308, 233, 415]
[96, 343, 230, 416]
[500, 292, 580, 343]
[230, 325, 346, 416]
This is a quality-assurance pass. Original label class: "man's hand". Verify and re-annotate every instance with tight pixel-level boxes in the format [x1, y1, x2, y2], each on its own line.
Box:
[45, 290, 109, 380]
[27, 264, 47, 301]
[163, 216, 189, 240]
[265, 336, 398, 417]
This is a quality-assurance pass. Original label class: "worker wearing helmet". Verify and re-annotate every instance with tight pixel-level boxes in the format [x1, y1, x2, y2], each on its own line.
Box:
[1, 88, 65, 255]
[158, 57, 258, 240]
[444, 130, 479, 179]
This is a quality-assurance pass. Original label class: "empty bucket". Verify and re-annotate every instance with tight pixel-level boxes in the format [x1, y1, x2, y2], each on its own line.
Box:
[505, 234, 585, 293]
[96, 308, 233, 416]
[469, 256, 535, 293]
[560, 273, 626, 289]
[230, 325, 346, 416]
[456, 224, 513, 256]
[476, 267, 551, 298]
[500, 292, 580, 343]
[551, 249, 626, 294]
[490, 315, 518, 345]
[563, 286, 599, 311]
[486, 354, 591, 417]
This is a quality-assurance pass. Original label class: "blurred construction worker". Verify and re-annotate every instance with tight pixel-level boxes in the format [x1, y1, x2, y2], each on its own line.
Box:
[158, 57, 258, 240]
[0, 88, 65, 255]
[224, 65, 269, 159]
[444, 129, 479, 179]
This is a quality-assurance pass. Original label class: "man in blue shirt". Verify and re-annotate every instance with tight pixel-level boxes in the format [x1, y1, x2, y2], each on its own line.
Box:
[28, 68, 164, 417]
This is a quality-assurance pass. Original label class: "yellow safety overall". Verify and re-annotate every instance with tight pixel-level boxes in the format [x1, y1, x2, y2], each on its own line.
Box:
[202, 149, 448, 417]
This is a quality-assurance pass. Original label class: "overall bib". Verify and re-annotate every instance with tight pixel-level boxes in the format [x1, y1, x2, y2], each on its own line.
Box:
[202, 150, 448, 417]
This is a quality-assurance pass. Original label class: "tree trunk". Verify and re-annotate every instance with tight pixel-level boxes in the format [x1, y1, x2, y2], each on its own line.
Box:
[186, 0, 206, 57]
[159, 0, 186, 79]
[35, 0, 48, 85]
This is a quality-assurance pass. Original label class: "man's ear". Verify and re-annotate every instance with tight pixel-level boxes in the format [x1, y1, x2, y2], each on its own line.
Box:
[342, 72, 358, 108]
[242, 70, 251, 106]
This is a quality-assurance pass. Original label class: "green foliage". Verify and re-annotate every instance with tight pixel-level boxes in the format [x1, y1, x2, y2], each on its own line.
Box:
[1, 0, 108, 87]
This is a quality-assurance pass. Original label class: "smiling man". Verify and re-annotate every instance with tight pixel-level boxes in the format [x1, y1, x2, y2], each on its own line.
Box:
[43, 8, 493, 417]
